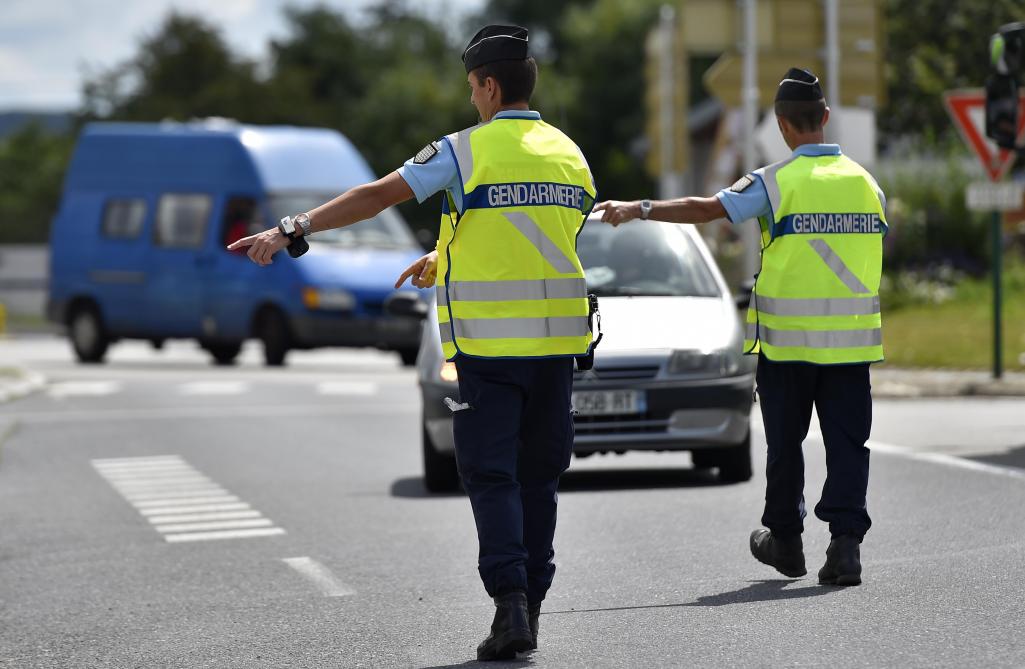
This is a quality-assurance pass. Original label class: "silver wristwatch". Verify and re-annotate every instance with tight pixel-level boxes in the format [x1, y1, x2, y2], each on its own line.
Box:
[293, 212, 312, 236]
[639, 199, 652, 220]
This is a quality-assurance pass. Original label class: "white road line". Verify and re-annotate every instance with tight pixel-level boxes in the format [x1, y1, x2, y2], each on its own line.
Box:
[164, 527, 286, 543]
[138, 502, 252, 516]
[315, 381, 377, 396]
[131, 495, 241, 508]
[92, 455, 284, 543]
[48, 381, 122, 398]
[179, 381, 249, 396]
[93, 455, 185, 466]
[124, 488, 231, 502]
[800, 430, 1025, 483]
[154, 518, 274, 533]
[144, 509, 260, 523]
[283, 557, 355, 597]
[869, 440, 1025, 482]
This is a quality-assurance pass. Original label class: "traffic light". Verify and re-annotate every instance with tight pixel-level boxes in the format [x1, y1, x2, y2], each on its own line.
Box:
[986, 23, 1025, 149]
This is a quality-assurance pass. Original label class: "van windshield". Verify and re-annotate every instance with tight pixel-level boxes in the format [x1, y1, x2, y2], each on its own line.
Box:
[269, 192, 417, 249]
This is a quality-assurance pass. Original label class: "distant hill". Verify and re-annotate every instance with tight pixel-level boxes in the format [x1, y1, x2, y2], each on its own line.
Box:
[0, 111, 73, 138]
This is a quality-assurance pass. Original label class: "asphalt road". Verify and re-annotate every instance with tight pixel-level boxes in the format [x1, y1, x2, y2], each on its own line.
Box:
[1, 337, 1024, 668]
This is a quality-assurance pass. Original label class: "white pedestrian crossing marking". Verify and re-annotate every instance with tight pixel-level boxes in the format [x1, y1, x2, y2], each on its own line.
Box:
[179, 381, 249, 396]
[315, 381, 377, 396]
[92, 455, 285, 543]
[48, 381, 122, 398]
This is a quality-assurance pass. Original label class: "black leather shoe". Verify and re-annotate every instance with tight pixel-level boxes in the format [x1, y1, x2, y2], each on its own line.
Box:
[476, 591, 533, 661]
[528, 602, 541, 650]
[818, 534, 862, 586]
[749, 529, 807, 577]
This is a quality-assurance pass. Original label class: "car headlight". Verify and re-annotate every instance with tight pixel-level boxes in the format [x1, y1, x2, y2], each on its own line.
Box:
[667, 348, 742, 378]
[302, 287, 356, 311]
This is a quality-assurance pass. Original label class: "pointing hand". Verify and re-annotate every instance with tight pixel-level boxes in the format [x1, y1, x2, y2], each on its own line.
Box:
[395, 251, 438, 289]
[227, 227, 291, 266]
[593, 200, 641, 227]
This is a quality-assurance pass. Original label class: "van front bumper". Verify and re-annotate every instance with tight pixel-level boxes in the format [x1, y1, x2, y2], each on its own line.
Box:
[289, 313, 423, 350]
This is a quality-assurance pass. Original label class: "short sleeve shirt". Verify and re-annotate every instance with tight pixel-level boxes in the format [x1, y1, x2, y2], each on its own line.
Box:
[714, 144, 885, 224]
[397, 110, 544, 213]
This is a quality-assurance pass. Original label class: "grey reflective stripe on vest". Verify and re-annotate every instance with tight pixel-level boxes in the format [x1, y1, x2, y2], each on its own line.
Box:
[436, 285, 449, 307]
[447, 277, 586, 302]
[754, 294, 880, 317]
[502, 212, 578, 274]
[453, 315, 589, 340]
[446, 124, 486, 182]
[746, 323, 881, 348]
[806, 239, 871, 294]
[439, 322, 454, 343]
[754, 155, 801, 216]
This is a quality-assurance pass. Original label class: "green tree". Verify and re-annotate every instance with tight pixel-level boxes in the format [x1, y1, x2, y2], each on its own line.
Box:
[0, 123, 75, 243]
[82, 12, 272, 122]
[881, 0, 1025, 142]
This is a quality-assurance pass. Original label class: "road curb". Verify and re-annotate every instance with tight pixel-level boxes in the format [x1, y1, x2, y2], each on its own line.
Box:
[0, 367, 47, 404]
[872, 368, 1025, 398]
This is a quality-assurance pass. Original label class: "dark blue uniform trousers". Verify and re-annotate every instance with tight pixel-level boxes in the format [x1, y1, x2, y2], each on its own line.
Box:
[756, 353, 873, 539]
[452, 355, 575, 604]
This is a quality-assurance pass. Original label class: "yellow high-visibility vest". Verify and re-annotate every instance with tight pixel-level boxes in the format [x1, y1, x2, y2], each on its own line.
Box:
[744, 153, 886, 364]
[434, 116, 596, 360]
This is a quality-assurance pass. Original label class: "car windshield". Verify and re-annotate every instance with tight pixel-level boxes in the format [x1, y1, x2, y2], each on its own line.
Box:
[268, 192, 417, 249]
[576, 220, 721, 298]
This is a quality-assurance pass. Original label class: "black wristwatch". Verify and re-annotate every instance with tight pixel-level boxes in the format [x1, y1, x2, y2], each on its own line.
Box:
[277, 216, 309, 258]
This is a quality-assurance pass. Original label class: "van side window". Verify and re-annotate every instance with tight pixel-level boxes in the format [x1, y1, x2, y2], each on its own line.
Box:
[222, 197, 264, 251]
[101, 199, 147, 239]
[155, 194, 212, 249]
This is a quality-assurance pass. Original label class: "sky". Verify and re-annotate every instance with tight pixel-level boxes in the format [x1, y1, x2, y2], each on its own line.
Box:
[0, 0, 486, 110]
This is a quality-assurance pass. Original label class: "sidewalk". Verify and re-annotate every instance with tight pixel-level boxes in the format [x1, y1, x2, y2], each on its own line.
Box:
[872, 366, 1025, 398]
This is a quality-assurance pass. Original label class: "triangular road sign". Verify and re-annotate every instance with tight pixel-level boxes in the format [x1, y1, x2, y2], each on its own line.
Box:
[944, 89, 1025, 182]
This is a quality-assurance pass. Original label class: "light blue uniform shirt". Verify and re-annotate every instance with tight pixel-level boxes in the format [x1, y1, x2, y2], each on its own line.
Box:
[715, 144, 885, 224]
[397, 110, 543, 214]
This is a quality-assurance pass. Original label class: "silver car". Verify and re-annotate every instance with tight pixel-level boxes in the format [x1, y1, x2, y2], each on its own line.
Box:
[411, 216, 756, 492]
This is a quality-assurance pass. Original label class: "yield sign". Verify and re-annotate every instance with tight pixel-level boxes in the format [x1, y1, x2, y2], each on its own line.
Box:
[944, 89, 1025, 182]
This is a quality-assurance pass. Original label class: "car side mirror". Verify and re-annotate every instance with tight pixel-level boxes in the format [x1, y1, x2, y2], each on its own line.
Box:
[385, 292, 428, 320]
[734, 279, 755, 310]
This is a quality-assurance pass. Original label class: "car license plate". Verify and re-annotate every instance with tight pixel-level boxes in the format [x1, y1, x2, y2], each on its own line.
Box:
[572, 390, 645, 416]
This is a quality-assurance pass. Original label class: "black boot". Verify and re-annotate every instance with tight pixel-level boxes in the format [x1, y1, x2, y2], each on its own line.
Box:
[749, 529, 807, 577]
[476, 591, 533, 661]
[528, 601, 541, 650]
[818, 534, 862, 586]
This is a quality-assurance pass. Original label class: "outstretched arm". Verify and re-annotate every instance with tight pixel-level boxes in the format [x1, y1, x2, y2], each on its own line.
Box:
[228, 171, 415, 266]
[593, 197, 728, 226]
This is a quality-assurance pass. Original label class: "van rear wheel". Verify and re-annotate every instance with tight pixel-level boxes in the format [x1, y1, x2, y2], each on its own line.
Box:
[257, 309, 290, 367]
[69, 305, 109, 364]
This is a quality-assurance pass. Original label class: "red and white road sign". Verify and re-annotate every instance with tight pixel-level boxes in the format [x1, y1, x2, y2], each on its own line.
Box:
[943, 89, 1025, 182]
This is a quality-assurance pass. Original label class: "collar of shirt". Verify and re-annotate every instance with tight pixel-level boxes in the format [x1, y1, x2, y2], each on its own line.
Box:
[792, 143, 841, 157]
[493, 110, 541, 120]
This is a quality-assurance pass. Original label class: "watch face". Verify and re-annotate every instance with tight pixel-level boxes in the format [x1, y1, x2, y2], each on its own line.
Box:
[279, 216, 296, 235]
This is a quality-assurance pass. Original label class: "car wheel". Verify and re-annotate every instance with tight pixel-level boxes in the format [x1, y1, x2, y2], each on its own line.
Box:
[716, 431, 753, 483]
[207, 341, 242, 366]
[397, 348, 419, 367]
[69, 305, 109, 364]
[256, 308, 289, 367]
[422, 423, 460, 493]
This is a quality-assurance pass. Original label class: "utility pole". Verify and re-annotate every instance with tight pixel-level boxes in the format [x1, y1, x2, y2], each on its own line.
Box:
[658, 4, 683, 200]
[823, 0, 840, 142]
[740, 0, 760, 280]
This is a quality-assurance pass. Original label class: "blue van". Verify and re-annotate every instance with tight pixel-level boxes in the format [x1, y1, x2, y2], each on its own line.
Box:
[48, 120, 426, 366]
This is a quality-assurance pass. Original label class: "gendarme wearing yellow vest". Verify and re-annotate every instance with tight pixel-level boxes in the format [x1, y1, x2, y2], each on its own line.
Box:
[743, 152, 887, 365]
[434, 117, 596, 360]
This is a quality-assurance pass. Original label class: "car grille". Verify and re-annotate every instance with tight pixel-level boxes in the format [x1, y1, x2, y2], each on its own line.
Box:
[573, 413, 670, 435]
[573, 365, 661, 382]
